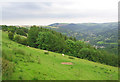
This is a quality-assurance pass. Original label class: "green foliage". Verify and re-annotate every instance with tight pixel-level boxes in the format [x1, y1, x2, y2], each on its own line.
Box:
[8, 32, 14, 40]
[68, 56, 74, 59]
[20, 37, 27, 45]
[65, 40, 85, 57]
[65, 39, 75, 55]
[14, 35, 21, 43]
[2, 25, 8, 31]
[36, 32, 67, 52]
[78, 48, 97, 60]
[19, 27, 28, 33]
[50, 23, 118, 55]
[16, 29, 27, 36]
[99, 51, 118, 67]
[2, 25, 17, 33]
[64, 39, 118, 66]
[69, 36, 76, 41]
[14, 35, 27, 45]
[28, 26, 39, 47]
[2, 25, 28, 36]
[2, 25, 118, 67]
[77, 48, 118, 66]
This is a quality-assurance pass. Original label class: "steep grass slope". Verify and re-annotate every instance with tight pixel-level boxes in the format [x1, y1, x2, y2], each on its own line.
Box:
[2, 31, 118, 80]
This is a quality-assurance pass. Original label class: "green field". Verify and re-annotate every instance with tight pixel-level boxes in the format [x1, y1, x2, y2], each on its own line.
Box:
[97, 41, 104, 44]
[97, 41, 118, 45]
[2, 31, 118, 80]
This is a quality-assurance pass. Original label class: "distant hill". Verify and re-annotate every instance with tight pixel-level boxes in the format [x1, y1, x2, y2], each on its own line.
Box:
[49, 22, 117, 33]
[49, 22, 118, 54]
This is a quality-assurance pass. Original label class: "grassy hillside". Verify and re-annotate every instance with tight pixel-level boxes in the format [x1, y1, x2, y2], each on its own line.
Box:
[2, 31, 118, 80]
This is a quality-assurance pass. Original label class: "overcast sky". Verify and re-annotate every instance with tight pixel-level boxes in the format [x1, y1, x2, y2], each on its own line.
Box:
[0, 0, 119, 25]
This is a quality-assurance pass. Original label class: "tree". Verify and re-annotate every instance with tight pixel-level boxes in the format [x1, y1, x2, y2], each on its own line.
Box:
[69, 36, 74, 40]
[27, 26, 39, 47]
[16, 29, 27, 36]
[8, 26, 17, 33]
[36, 32, 67, 52]
[20, 37, 28, 45]
[8, 32, 14, 40]
[73, 37, 77, 41]
[14, 35, 21, 43]
[77, 48, 98, 61]
[65, 40, 75, 53]
[20, 27, 28, 33]
[2, 25, 8, 31]
[14, 35, 28, 45]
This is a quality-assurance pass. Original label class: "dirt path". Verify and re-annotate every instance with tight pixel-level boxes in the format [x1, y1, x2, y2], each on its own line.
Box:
[61, 62, 73, 65]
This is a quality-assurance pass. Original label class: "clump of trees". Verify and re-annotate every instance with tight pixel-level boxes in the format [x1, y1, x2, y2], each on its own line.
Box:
[27, 26, 118, 67]
[14, 35, 27, 45]
[27, 26, 39, 47]
[1, 25, 118, 67]
[36, 32, 66, 52]
[2, 25, 28, 36]
[2, 25, 28, 45]
[16, 29, 27, 36]
[8, 32, 14, 40]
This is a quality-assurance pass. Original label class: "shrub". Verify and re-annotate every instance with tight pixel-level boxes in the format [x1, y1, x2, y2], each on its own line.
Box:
[8, 32, 14, 40]
[16, 29, 27, 36]
[14, 35, 28, 45]
[19, 76, 22, 80]
[68, 56, 74, 59]
[32, 77, 38, 80]
[14, 35, 21, 43]
[20, 37, 28, 45]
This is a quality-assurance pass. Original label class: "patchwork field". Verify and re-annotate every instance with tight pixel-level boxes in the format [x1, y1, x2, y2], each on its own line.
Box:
[2, 31, 118, 80]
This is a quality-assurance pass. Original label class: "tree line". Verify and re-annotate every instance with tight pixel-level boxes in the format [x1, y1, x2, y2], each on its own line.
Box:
[1, 25, 118, 67]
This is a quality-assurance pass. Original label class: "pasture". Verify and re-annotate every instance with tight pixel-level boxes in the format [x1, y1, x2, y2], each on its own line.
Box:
[2, 31, 118, 80]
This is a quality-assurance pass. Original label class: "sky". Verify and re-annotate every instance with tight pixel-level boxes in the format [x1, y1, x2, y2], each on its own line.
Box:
[0, 0, 119, 25]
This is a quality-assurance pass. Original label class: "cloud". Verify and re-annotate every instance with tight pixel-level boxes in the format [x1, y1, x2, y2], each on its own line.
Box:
[0, 0, 118, 25]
